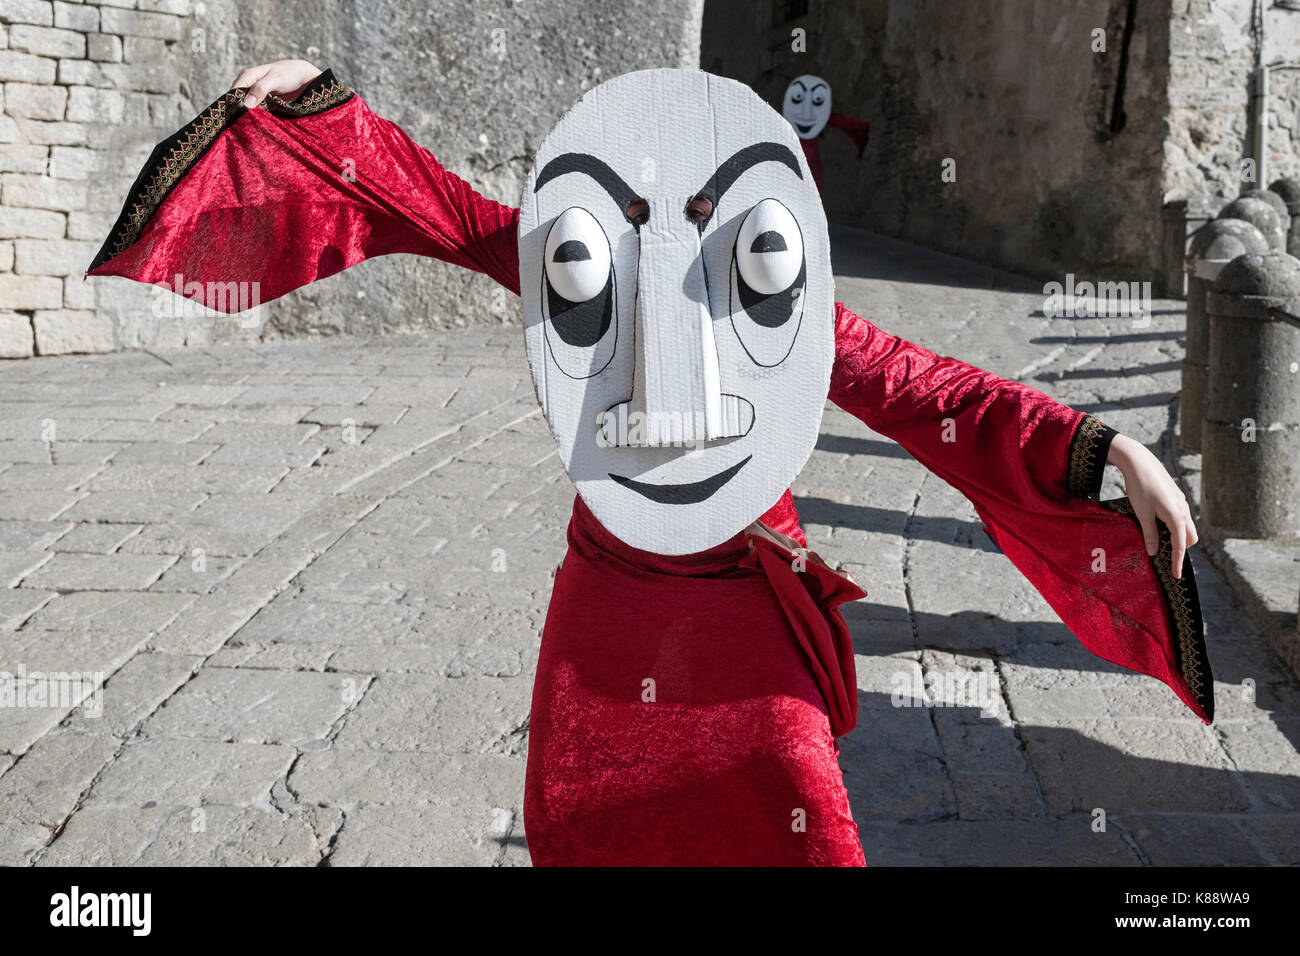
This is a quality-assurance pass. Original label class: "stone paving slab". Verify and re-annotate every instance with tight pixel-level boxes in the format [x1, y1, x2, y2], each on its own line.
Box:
[134, 805, 341, 867]
[22, 590, 193, 633]
[140, 668, 362, 746]
[51, 523, 145, 554]
[83, 738, 297, 809]
[0, 224, 1295, 866]
[21, 551, 177, 591]
[327, 805, 512, 867]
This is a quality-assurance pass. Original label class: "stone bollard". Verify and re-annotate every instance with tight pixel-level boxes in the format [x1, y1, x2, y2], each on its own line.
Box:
[1180, 218, 1270, 451]
[1241, 187, 1291, 223]
[1202, 251, 1300, 539]
[1241, 188, 1291, 242]
[1161, 198, 1215, 299]
[1269, 178, 1300, 257]
[1218, 196, 1287, 251]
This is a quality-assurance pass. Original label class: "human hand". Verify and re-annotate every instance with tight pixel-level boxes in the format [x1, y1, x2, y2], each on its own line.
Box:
[1106, 433, 1198, 578]
[232, 59, 323, 109]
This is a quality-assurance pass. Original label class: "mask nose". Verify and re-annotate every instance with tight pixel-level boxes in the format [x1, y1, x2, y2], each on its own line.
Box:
[600, 203, 753, 448]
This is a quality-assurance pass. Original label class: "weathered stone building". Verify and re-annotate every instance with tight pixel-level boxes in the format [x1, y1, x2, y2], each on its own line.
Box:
[1165, 0, 1300, 210]
[1, 0, 1296, 355]
[703, 0, 1300, 291]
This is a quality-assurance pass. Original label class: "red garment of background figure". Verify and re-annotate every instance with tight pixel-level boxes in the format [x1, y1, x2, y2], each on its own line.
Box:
[87, 73, 1212, 866]
[800, 113, 869, 193]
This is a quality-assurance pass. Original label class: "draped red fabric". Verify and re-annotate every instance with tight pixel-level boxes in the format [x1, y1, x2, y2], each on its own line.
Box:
[524, 495, 866, 866]
[740, 524, 866, 739]
[756, 487, 806, 545]
[89, 77, 1212, 865]
[87, 72, 520, 302]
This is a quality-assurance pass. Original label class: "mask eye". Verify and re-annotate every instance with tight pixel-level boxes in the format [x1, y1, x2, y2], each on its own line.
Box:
[685, 195, 714, 224]
[542, 206, 617, 379]
[736, 198, 803, 296]
[545, 207, 610, 304]
[730, 198, 806, 368]
[624, 198, 649, 227]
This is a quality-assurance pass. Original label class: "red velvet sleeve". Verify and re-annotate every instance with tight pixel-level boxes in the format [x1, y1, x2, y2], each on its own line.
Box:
[829, 302, 1213, 722]
[87, 69, 521, 307]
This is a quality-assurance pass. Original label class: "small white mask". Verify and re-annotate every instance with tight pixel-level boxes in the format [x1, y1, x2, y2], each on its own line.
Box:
[782, 74, 832, 140]
[519, 69, 834, 555]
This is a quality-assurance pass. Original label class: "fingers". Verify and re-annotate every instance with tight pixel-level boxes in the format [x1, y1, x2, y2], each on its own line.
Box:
[1153, 504, 1198, 579]
[232, 61, 320, 109]
[1169, 513, 1186, 579]
[1170, 495, 1197, 578]
[1174, 511, 1199, 580]
[1135, 504, 1159, 559]
[243, 76, 276, 109]
[232, 64, 270, 96]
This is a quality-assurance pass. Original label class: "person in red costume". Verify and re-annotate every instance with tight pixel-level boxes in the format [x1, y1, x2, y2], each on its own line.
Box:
[780, 74, 869, 194]
[88, 60, 1206, 867]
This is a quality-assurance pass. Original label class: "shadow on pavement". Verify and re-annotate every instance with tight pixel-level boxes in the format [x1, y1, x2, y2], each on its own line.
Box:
[1035, 360, 1182, 382]
[795, 497, 996, 551]
[829, 224, 1043, 295]
[841, 691, 1293, 866]
[1031, 331, 1184, 345]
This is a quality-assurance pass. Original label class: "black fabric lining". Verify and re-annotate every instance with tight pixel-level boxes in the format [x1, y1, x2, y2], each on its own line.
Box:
[1100, 497, 1213, 721]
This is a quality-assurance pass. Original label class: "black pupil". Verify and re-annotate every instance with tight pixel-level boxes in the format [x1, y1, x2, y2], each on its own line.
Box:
[554, 240, 590, 262]
[750, 230, 786, 254]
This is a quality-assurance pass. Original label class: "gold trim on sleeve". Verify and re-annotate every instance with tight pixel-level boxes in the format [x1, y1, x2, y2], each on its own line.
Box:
[264, 73, 354, 117]
[1067, 415, 1109, 499]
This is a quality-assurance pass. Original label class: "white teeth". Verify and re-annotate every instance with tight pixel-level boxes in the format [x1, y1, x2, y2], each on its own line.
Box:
[596, 395, 754, 447]
[713, 394, 754, 439]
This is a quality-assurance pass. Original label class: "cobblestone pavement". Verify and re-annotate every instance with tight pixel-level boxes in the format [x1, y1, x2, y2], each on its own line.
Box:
[1, 224, 1296, 866]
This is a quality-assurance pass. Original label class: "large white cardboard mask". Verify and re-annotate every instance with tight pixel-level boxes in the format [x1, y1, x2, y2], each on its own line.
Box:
[782, 74, 831, 139]
[519, 69, 834, 555]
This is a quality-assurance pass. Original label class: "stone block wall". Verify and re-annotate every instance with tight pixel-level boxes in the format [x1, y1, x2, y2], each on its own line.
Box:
[1, 0, 201, 357]
[1164, 0, 1300, 209]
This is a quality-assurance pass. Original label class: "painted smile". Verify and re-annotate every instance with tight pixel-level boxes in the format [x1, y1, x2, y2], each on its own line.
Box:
[609, 455, 752, 505]
[795, 123, 813, 133]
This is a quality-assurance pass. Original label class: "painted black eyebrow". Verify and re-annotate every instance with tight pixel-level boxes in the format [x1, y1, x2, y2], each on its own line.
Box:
[534, 153, 639, 210]
[696, 142, 803, 207]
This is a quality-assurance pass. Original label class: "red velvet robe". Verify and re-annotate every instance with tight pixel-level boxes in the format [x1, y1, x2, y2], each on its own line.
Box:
[88, 72, 1212, 867]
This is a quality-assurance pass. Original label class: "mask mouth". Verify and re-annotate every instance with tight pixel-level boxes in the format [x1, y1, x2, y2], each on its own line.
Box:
[795, 123, 813, 134]
[608, 455, 752, 505]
